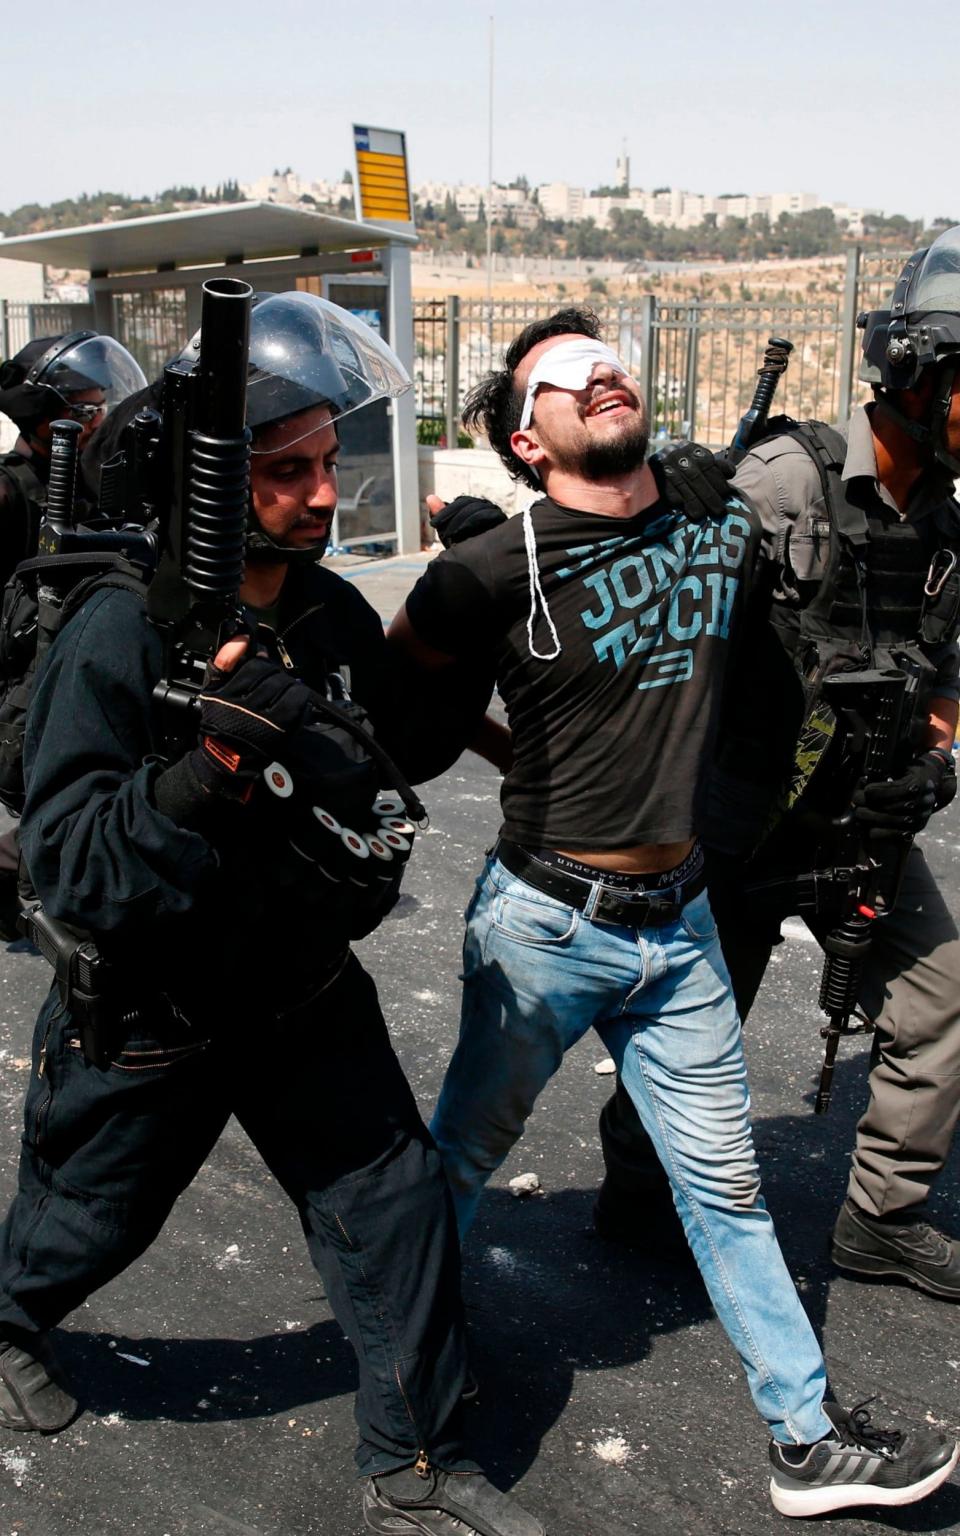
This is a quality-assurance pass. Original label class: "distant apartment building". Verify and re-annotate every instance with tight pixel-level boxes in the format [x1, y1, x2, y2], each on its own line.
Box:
[326, 168, 876, 237]
[414, 182, 539, 228]
[240, 170, 353, 208]
[537, 183, 585, 222]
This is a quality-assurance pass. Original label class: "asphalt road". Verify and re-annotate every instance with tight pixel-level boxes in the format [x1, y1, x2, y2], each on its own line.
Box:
[0, 553, 957, 1536]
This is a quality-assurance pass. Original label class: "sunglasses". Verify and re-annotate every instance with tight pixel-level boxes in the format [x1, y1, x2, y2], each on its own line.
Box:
[39, 384, 107, 424]
[60, 397, 107, 424]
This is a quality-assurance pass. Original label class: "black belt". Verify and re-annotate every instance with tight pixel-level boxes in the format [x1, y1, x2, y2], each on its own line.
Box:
[494, 840, 707, 928]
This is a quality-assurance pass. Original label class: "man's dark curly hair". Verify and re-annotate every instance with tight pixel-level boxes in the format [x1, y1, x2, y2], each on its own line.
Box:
[462, 308, 602, 490]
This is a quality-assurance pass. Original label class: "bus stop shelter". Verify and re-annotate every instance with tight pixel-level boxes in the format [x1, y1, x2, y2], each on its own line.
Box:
[0, 203, 421, 552]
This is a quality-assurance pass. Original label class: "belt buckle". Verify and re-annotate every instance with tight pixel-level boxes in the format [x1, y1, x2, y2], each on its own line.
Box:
[595, 885, 653, 926]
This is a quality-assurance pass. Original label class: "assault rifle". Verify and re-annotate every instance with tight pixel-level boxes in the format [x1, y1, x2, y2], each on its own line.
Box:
[809, 669, 914, 1113]
[744, 669, 915, 1114]
[729, 336, 794, 464]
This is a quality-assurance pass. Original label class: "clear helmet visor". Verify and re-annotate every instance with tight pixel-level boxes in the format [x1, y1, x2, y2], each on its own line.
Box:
[910, 226, 960, 315]
[38, 335, 147, 413]
[177, 290, 411, 451]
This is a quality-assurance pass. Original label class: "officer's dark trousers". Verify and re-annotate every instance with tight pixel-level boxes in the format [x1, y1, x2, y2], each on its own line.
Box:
[0, 952, 468, 1477]
[600, 843, 960, 1220]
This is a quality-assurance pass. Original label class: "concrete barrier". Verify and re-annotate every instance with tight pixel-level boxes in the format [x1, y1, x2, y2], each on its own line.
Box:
[417, 446, 533, 521]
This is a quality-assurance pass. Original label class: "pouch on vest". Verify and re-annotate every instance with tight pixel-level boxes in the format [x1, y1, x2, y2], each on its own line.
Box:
[0, 555, 148, 815]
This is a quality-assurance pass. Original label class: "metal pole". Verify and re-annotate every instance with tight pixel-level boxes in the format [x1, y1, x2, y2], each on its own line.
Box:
[382, 244, 422, 555]
[683, 301, 700, 439]
[639, 293, 657, 429]
[837, 246, 861, 425]
[445, 294, 461, 449]
[0, 300, 7, 361]
[485, 15, 494, 309]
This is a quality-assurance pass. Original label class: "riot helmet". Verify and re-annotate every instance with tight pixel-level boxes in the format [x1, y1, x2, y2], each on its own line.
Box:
[176, 290, 411, 563]
[858, 225, 960, 474]
[0, 331, 147, 440]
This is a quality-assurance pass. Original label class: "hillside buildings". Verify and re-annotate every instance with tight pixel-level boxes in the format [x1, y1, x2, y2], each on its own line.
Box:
[415, 180, 876, 236]
[240, 165, 877, 237]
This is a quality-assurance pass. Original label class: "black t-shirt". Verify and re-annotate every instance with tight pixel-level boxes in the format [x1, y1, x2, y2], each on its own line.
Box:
[406, 492, 761, 849]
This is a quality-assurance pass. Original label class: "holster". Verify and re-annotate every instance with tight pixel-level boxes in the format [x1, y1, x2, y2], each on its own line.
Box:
[18, 904, 117, 1068]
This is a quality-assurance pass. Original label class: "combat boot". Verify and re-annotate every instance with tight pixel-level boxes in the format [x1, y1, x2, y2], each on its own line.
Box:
[831, 1200, 960, 1300]
[363, 1461, 545, 1535]
[0, 1329, 79, 1432]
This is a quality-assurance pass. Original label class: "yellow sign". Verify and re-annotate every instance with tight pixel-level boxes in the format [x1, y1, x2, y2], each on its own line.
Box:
[352, 125, 414, 227]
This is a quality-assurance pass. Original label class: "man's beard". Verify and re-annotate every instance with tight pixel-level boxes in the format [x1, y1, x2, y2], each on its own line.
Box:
[549, 415, 649, 482]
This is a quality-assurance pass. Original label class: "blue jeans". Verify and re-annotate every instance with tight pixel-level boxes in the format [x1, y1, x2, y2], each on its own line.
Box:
[431, 854, 832, 1446]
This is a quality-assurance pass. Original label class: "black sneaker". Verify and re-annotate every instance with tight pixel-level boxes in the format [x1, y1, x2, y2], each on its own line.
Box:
[831, 1200, 960, 1300]
[363, 1462, 545, 1536]
[769, 1400, 958, 1517]
[0, 1330, 79, 1433]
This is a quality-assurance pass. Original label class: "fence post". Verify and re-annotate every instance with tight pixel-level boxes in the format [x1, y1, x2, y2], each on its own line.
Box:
[683, 302, 700, 438]
[0, 300, 6, 361]
[444, 295, 460, 449]
[639, 293, 656, 427]
[837, 246, 861, 425]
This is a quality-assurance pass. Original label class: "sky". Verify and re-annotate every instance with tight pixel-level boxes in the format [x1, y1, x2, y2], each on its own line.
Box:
[4, 0, 955, 224]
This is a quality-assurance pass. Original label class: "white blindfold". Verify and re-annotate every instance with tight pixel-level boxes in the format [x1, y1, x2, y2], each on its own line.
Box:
[519, 339, 633, 431]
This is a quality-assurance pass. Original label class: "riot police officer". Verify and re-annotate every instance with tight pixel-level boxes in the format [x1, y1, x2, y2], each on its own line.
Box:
[0, 332, 147, 937]
[0, 292, 542, 1536]
[0, 330, 146, 575]
[598, 225, 960, 1302]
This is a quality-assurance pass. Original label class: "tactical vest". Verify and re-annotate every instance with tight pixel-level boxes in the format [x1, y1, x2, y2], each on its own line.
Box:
[763, 420, 960, 754]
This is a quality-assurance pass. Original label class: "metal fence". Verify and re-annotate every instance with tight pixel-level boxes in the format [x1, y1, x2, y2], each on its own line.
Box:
[0, 299, 95, 360]
[113, 289, 189, 380]
[0, 292, 189, 383]
[414, 249, 909, 450]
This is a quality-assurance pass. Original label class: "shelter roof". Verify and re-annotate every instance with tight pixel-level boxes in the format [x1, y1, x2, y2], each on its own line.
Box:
[0, 201, 416, 275]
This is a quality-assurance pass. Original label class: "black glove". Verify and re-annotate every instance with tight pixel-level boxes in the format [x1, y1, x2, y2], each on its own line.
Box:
[430, 495, 507, 547]
[195, 654, 319, 792]
[653, 441, 737, 523]
[853, 750, 956, 834]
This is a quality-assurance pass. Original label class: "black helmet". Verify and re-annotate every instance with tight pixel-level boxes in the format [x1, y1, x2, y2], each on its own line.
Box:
[858, 226, 960, 473]
[176, 290, 410, 565]
[0, 331, 147, 437]
[176, 290, 410, 441]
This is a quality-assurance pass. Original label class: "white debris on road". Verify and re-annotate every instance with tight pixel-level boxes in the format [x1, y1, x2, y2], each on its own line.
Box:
[508, 1172, 543, 1198]
[214, 1243, 248, 1271]
[593, 1435, 632, 1465]
[485, 1246, 518, 1274]
[0, 1449, 32, 1485]
[593, 1057, 616, 1075]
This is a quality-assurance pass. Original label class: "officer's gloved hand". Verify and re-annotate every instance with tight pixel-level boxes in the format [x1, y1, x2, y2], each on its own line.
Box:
[853, 750, 957, 834]
[653, 441, 736, 523]
[429, 494, 507, 547]
[193, 655, 318, 796]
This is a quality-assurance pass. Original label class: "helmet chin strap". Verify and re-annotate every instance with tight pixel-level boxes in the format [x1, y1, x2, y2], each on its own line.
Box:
[245, 505, 330, 567]
[875, 359, 960, 480]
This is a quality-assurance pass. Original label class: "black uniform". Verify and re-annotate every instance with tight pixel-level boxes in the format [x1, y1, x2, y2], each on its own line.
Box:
[0, 562, 473, 1477]
[0, 436, 51, 910]
[0, 435, 48, 583]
